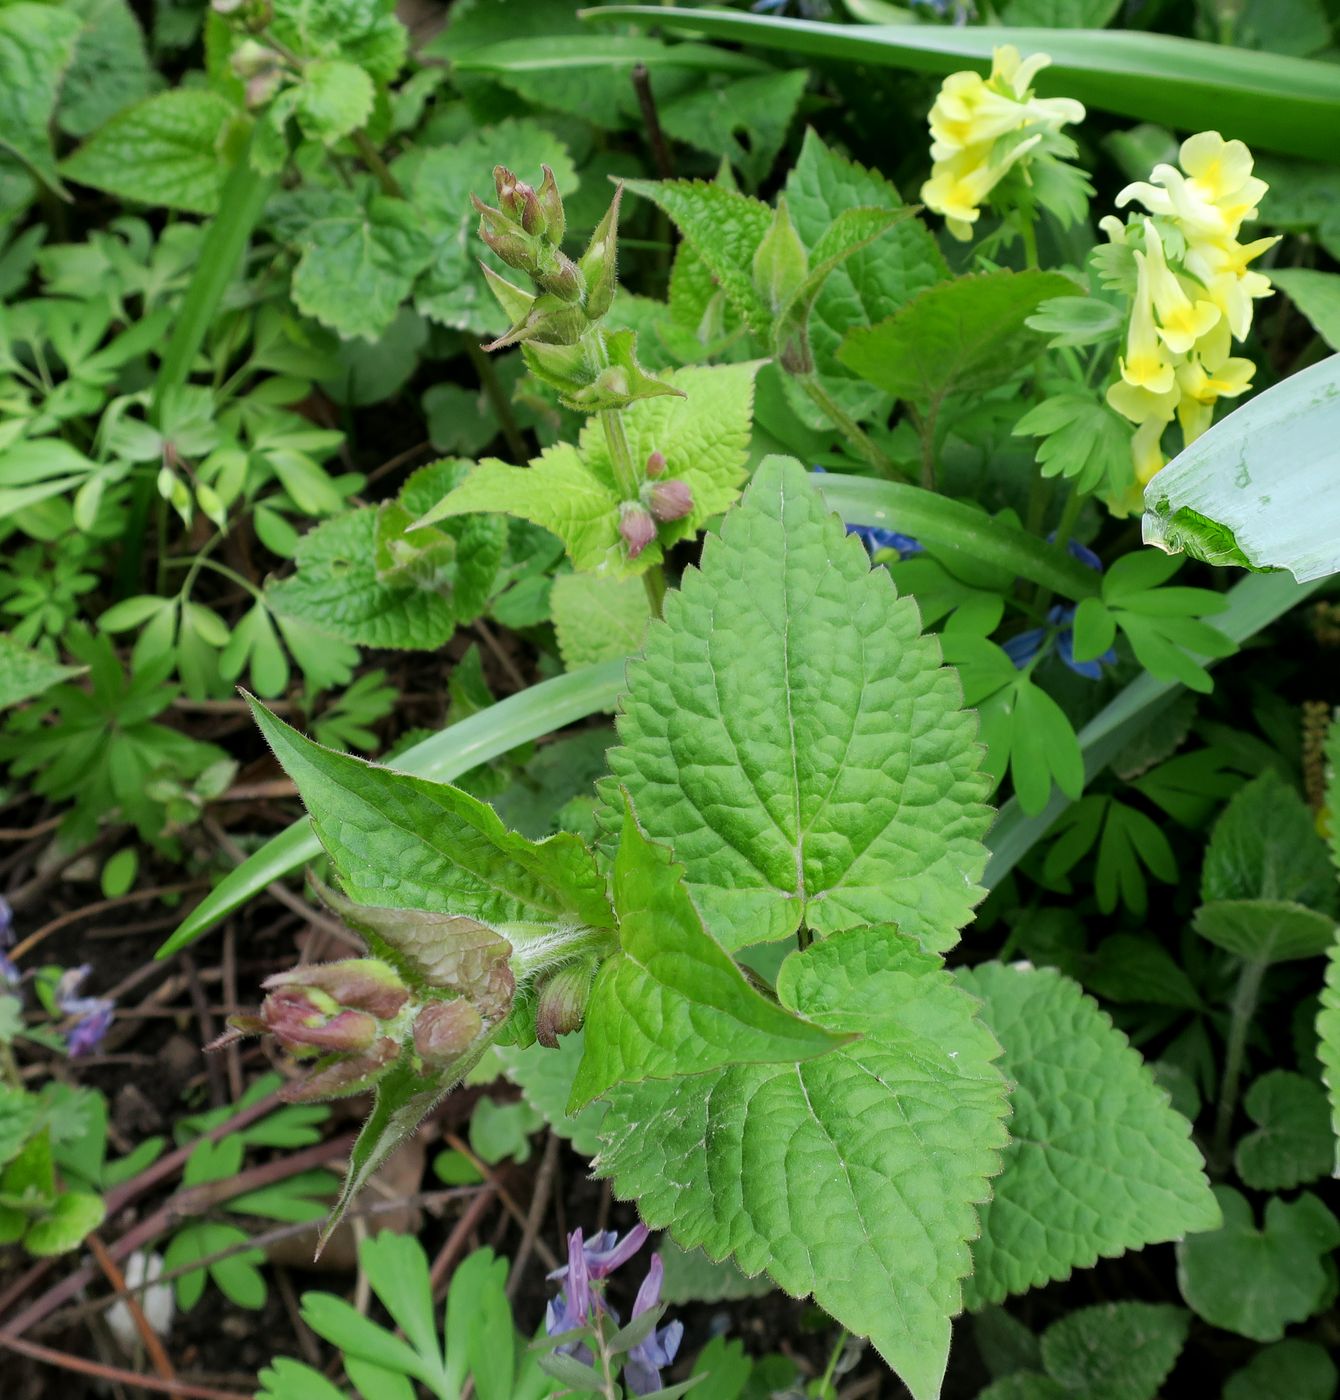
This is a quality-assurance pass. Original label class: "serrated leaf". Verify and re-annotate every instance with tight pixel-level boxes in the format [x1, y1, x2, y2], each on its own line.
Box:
[658, 69, 807, 187]
[608, 455, 991, 951]
[1319, 932, 1340, 1175]
[296, 58, 375, 143]
[269, 187, 435, 342]
[249, 699, 614, 935]
[61, 89, 237, 214]
[838, 270, 1075, 408]
[60, 0, 153, 139]
[0, 635, 83, 709]
[1193, 899, 1337, 964]
[1040, 1302, 1187, 1400]
[414, 363, 760, 578]
[0, 4, 82, 190]
[1234, 1070, 1333, 1190]
[267, 509, 457, 650]
[957, 962, 1219, 1309]
[1202, 770, 1336, 913]
[624, 177, 774, 336]
[570, 798, 844, 1109]
[551, 572, 649, 669]
[658, 1242, 773, 1304]
[1014, 393, 1132, 498]
[1176, 1187, 1340, 1341]
[781, 128, 948, 427]
[597, 925, 1010, 1400]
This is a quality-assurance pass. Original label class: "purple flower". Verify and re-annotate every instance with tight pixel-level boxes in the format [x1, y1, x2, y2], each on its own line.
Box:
[0, 896, 19, 989]
[55, 965, 116, 1057]
[549, 1223, 649, 1282]
[546, 1228, 599, 1360]
[624, 1255, 684, 1396]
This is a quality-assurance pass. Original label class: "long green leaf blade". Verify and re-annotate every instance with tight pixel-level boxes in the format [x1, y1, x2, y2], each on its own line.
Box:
[584, 8, 1340, 161]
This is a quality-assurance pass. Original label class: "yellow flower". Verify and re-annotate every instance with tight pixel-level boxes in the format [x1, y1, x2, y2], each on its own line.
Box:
[1175, 344, 1255, 445]
[1183, 233, 1278, 339]
[1118, 131, 1268, 249]
[1141, 220, 1220, 355]
[1107, 378, 1179, 489]
[921, 46, 1084, 237]
[1118, 250, 1177, 394]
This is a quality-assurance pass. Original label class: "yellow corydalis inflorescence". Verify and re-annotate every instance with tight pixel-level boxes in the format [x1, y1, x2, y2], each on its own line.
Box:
[921, 46, 1085, 240]
[1103, 131, 1277, 489]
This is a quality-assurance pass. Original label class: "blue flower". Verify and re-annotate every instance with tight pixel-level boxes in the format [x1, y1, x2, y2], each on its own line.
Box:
[1003, 604, 1117, 681]
[0, 896, 19, 989]
[624, 1254, 684, 1397]
[810, 466, 923, 561]
[546, 1228, 598, 1359]
[55, 964, 115, 1057]
[548, 1223, 649, 1282]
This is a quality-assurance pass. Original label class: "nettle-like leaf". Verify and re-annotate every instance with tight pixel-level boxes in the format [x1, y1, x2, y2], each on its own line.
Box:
[780, 128, 948, 427]
[1319, 931, 1340, 1175]
[596, 925, 1011, 1400]
[607, 455, 991, 951]
[1039, 1302, 1188, 1400]
[570, 797, 844, 1109]
[838, 270, 1075, 408]
[0, 3, 82, 192]
[658, 69, 808, 187]
[1224, 1339, 1339, 1400]
[267, 461, 506, 649]
[1234, 1070, 1333, 1191]
[250, 700, 613, 937]
[267, 186, 435, 342]
[60, 88, 238, 214]
[413, 362, 761, 578]
[1176, 1187, 1340, 1341]
[957, 962, 1219, 1309]
[496, 1032, 606, 1158]
[550, 572, 649, 669]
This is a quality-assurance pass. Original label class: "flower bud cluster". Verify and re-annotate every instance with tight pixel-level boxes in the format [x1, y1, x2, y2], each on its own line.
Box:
[616, 452, 696, 560]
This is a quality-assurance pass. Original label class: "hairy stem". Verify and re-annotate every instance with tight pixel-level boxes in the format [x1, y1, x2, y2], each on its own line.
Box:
[1213, 956, 1265, 1171]
[799, 373, 899, 478]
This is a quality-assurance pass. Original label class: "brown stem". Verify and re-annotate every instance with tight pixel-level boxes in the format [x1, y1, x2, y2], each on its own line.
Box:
[507, 1131, 560, 1300]
[631, 64, 674, 181]
[0, 1332, 248, 1400]
[87, 1232, 177, 1384]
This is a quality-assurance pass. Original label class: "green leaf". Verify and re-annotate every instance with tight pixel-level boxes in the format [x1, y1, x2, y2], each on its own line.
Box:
[1234, 1070, 1333, 1191]
[269, 188, 435, 342]
[0, 3, 82, 191]
[249, 699, 614, 935]
[1176, 1187, 1340, 1341]
[59, 0, 154, 139]
[1319, 931, 1340, 1176]
[257, 1357, 349, 1400]
[957, 962, 1219, 1309]
[781, 128, 948, 427]
[658, 69, 807, 187]
[1000, 0, 1121, 22]
[495, 1032, 606, 1158]
[359, 1233, 447, 1387]
[551, 572, 649, 669]
[295, 58, 375, 144]
[1224, 1340, 1339, 1400]
[589, 7, 1340, 163]
[1143, 355, 1340, 583]
[266, 509, 457, 650]
[837, 270, 1075, 408]
[414, 362, 761, 577]
[609, 455, 991, 951]
[61, 89, 237, 214]
[1202, 771, 1336, 913]
[160, 659, 627, 957]
[410, 117, 579, 336]
[1193, 899, 1337, 964]
[0, 635, 83, 710]
[658, 1242, 774, 1304]
[1271, 269, 1340, 352]
[597, 925, 1010, 1400]
[624, 177, 774, 336]
[23, 1189, 105, 1256]
[1014, 394, 1132, 499]
[1039, 1302, 1188, 1400]
[571, 799, 844, 1109]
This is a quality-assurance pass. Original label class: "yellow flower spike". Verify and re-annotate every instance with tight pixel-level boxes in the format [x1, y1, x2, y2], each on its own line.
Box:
[1131, 414, 1170, 486]
[921, 136, 1042, 239]
[1141, 220, 1220, 355]
[1118, 250, 1177, 394]
[1177, 131, 1268, 230]
[1184, 234, 1278, 340]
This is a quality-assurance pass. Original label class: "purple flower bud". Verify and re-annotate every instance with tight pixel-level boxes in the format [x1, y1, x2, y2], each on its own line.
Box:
[535, 960, 595, 1049]
[648, 479, 693, 523]
[619, 502, 657, 559]
[262, 990, 380, 1055]
[54, 965, 116, 1057]
[262, 959, 409, 1020]
[645, 451, 666, 479]
[625, 1255, 684, 1396]
[412, 999, 483, 1066]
